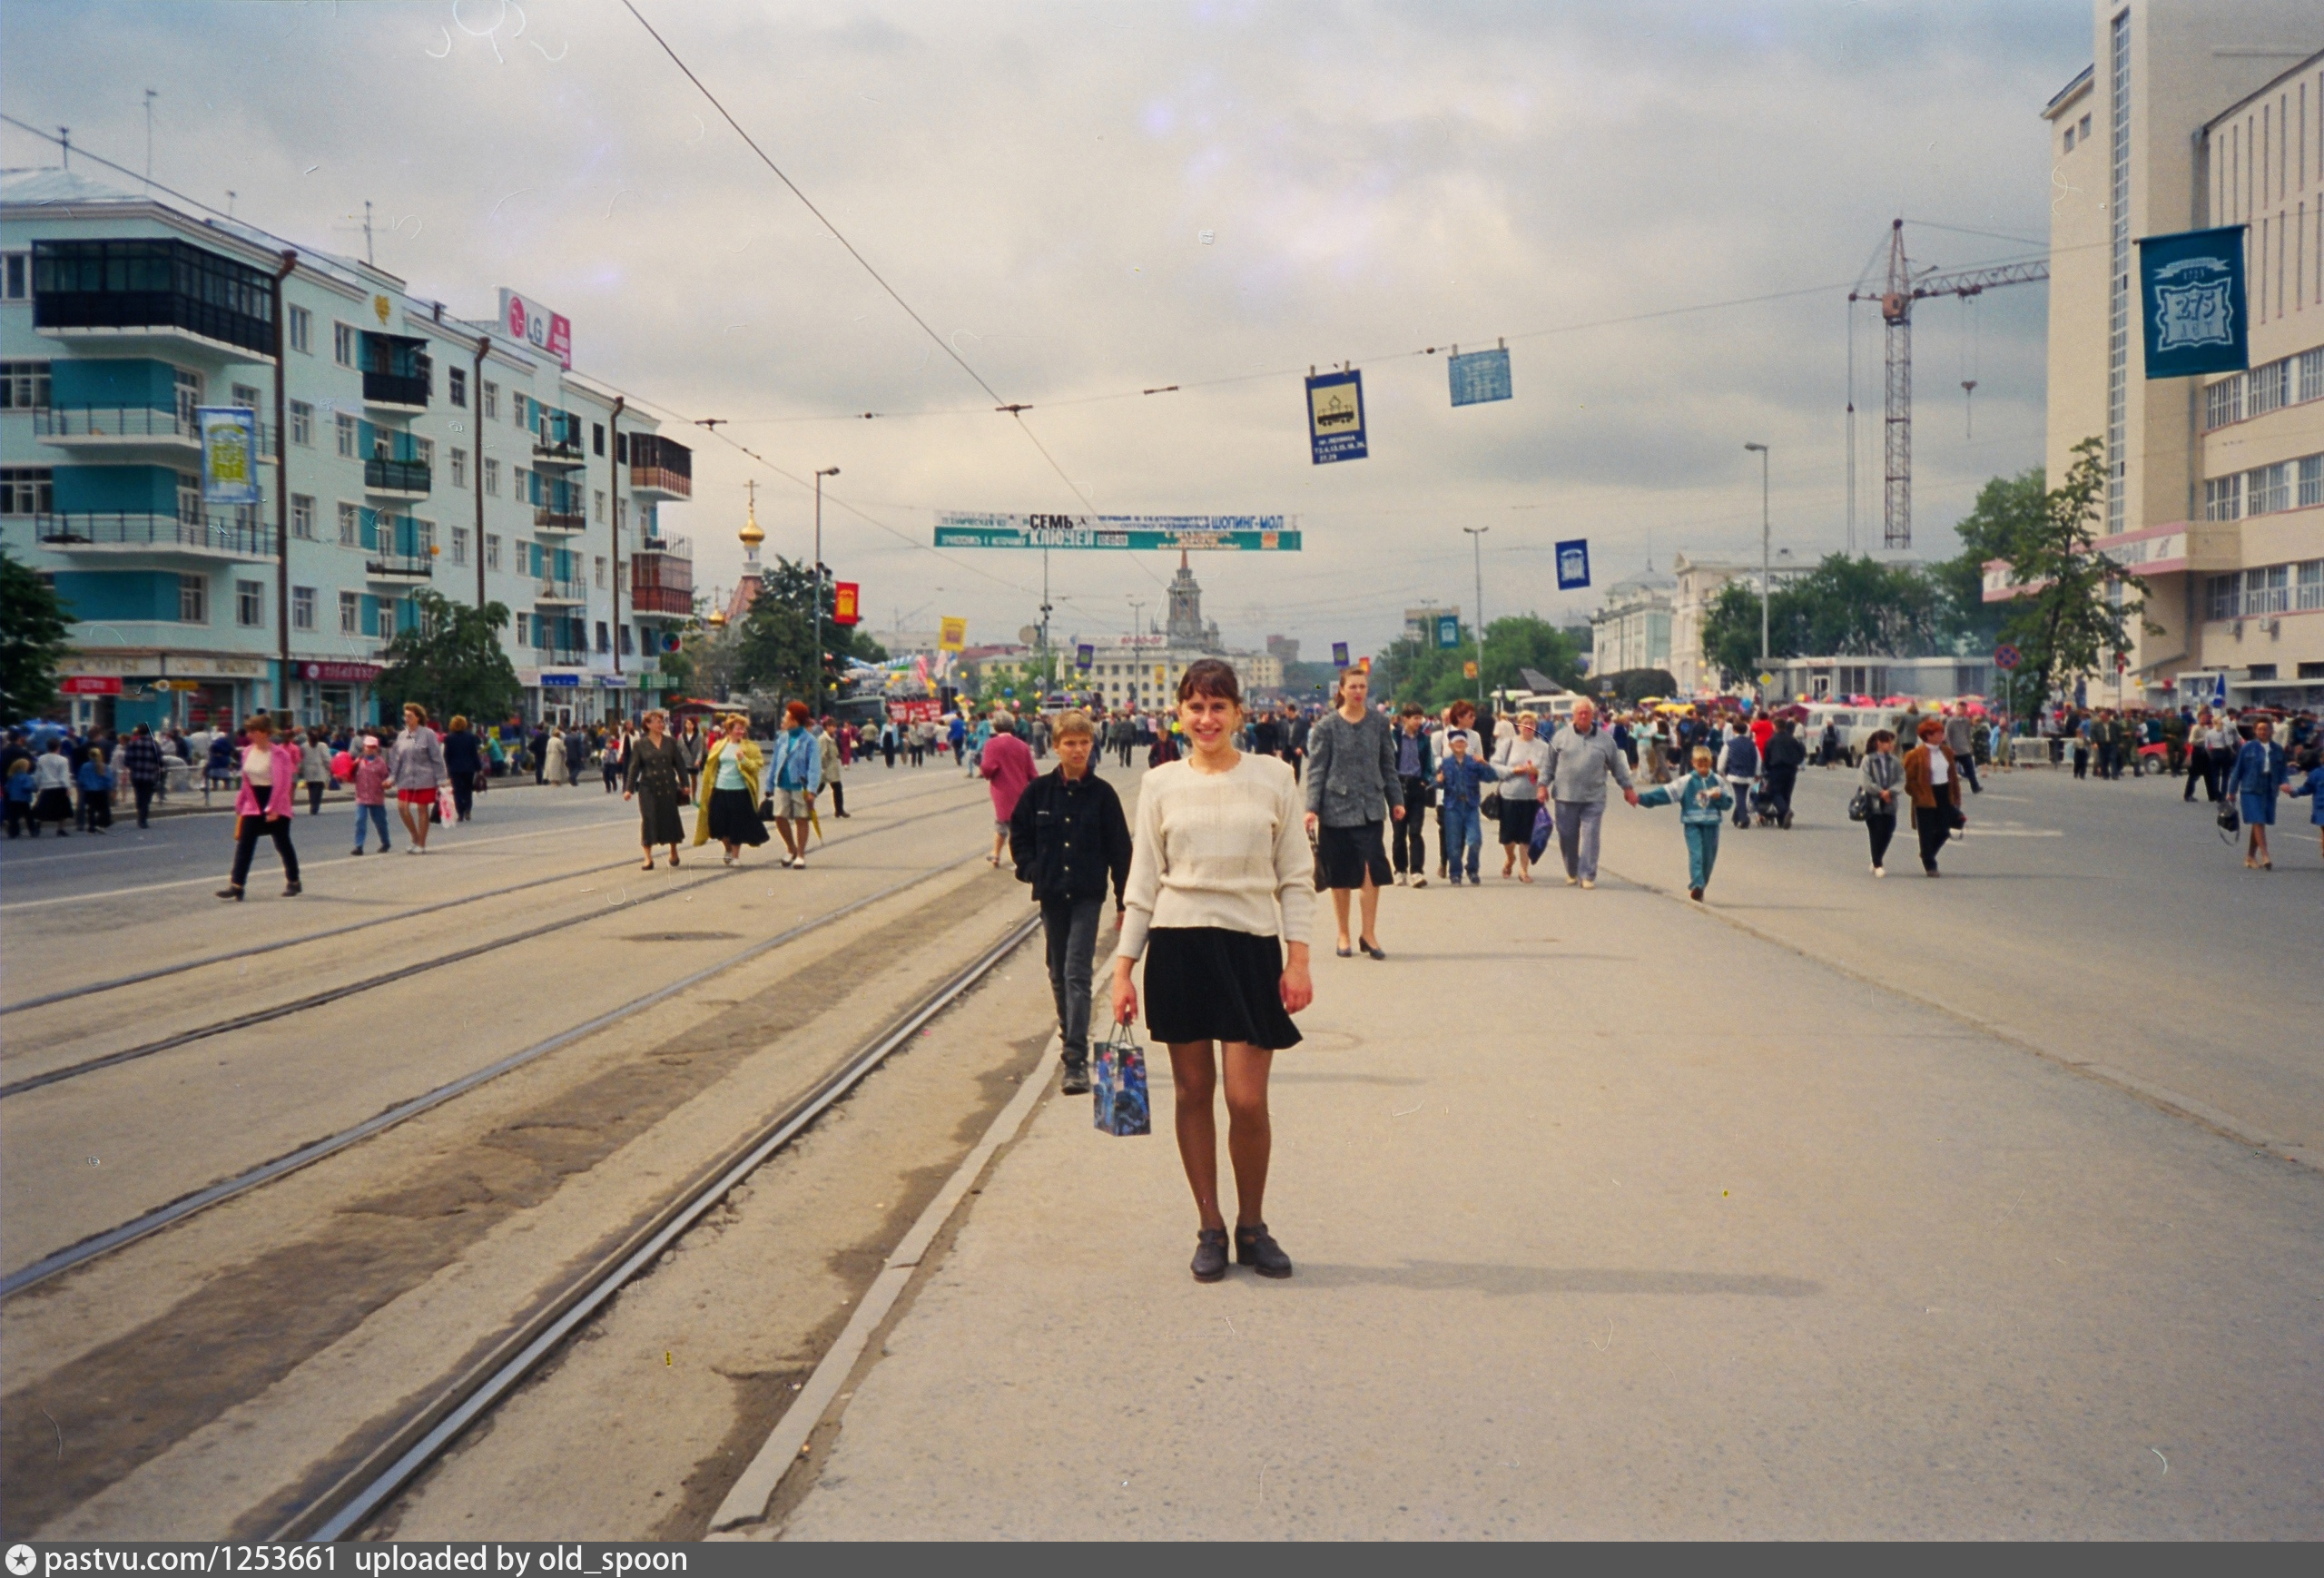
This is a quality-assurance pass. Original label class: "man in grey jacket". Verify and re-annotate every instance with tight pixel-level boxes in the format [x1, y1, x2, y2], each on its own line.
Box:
[1541, 698, 1638, 888]
[1303, 666, 1402, 959]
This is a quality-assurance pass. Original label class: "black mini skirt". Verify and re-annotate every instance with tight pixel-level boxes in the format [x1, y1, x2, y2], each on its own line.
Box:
[1142, 926, 1303, 1050]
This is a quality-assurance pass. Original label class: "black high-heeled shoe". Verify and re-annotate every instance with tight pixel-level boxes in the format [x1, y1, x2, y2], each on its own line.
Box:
[1190, 1227, 1229, 1283]
[1234, 1222, 1294, 1278]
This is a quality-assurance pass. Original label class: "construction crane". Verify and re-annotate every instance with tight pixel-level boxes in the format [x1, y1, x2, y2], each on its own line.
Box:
[1849, 219, 2049, 550]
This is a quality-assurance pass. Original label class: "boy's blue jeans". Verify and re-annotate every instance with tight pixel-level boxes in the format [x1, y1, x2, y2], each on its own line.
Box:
[354, 803, 392, 851]
[1443, 800, 1482, 881]
[1684, 821, 1719, 890]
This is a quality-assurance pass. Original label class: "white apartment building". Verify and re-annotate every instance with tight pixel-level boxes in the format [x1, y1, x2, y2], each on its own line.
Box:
[1588, 566, 1675, 679]
[1668, 547, 1809, 694]
[2, 166, 695, 733]
[2029, 3, 2324, 711]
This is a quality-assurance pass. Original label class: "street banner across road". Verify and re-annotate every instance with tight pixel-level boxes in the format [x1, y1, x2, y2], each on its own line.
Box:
[934, 514, 1300, 551]
[2137, 225, 2247, 379]
[1448, 346, 1512, 407]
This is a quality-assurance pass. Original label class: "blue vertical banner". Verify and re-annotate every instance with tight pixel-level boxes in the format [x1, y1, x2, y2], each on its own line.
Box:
[1447, 346, 1512, 407]
[1554, 538, 1591, 590]
[1331, 641, 1351, 668]
[1074, 643, 1094, 671]
[1305, 370, 1367, 464]
[197, 407, 262, 505]
[1434, 614, 1462, 649]
[2137, 225, 2248, 379]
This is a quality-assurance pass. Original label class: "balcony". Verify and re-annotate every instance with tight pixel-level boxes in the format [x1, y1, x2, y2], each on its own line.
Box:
[533, 409, 586, 469]
[33, 238, 277, 360]
[33, 406, 276, 462]
[533, 503, 586, 534]
[630, 535, 694, 617]
[628, 433, 693, 499]
[629, 583, 694, 617]
[364, 457, 431, 498]
[359, 332, 432, 411]
[537, 646, 589, 668]
[366, 552, 434, 583]
[536, 577, 587, 605]
[34, 511, 276, 562]
[361, 370, 431, 410]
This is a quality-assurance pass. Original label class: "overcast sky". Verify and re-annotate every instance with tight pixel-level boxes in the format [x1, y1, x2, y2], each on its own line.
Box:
[1, 0, 2092, 656]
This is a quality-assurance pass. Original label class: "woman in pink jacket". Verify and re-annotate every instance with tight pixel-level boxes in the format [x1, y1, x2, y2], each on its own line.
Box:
[218, 714, 302, 900]
[977, 707, 1037, 868]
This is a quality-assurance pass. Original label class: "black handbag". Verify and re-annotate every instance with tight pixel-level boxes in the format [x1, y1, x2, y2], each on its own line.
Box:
[2217, 801, 2240, 839]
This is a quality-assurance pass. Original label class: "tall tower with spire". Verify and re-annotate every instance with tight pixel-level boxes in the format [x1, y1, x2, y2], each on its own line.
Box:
[1165, 550, 1219, 650]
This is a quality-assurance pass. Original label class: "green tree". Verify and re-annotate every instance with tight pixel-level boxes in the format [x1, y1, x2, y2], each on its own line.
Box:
[1699, 554, 1947, 686]
[1932, 467, 2045, 650]
[1994, 437, 2150, 719]
[374, 589, 523, 725]
[1378, 614, 1584, 711]
[0, 546, 74, 722]
[733, 557, 888, 706]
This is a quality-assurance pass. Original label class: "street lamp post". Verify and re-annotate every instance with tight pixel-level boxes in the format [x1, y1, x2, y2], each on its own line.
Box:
[1462, 526, 1490, 715]
[1744, 442, 1770, 697]
[813, 466, 839, 715]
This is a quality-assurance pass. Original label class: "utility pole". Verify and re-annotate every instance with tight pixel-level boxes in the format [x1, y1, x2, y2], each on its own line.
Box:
[813, 466, 839, 715]
[1745, 442, 1770, 695]
[1462, 526, 1489, 715]
[271, 251, 298, 714]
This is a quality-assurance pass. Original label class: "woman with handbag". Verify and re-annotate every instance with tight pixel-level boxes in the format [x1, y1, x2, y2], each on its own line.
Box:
[1855, 729, 1903, 877]
[624, 707, 690, 870]
[388, 704, 448, 855]
[1901, 717, 1961, 878]
[692, 713, 769, 865]
[217, 714, 301, 900]
[441, 715, 484, 823]
[1492, 713, 1551, 882]
[2223, 715, 2289, 870]
[1110, 659, 1315, 1284]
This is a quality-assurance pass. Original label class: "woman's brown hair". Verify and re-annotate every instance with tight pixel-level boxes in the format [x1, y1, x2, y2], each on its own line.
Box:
[403, 702, 430, 725]
[1176, 657, 1241, 706]
[243, 713, 275, 737]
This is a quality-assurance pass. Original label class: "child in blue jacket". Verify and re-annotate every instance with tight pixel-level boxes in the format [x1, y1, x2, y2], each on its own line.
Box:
[1433, 731, 1500, 885]
[1634, 745, 1734, 901]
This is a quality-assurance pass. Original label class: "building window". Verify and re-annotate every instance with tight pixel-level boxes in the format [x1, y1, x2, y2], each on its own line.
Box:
[2250, 360, 2290, 417]
[413, 436, 435, 471]
[620, 625, 635, 656]
[291, 586, 316, 631]
[484, 458, 500, 497]
[336, 590, 358, 634]
[172, 367, 203, 428]
[2063, 123, 2075, 153]
[448, 367, 468, 408]
[335, 411, 358, 458]
[480, 380, 498, 419]
[447, 447, 466, 488]
[0, 467, 54, 514]
[596, 619, 611, 654]
[515, 611, 530, 645]
[2245, 664, 2278, 681]
[236, 579, 264, 626]
[2299, 348, 2324, 405]
[230, 382, 261, 412]
[594, 554, 607, 588]
[332, 321, 357, 367]
[285, 304, 311, 354]
[180, 573, 209, 624]
[291, 494, 316, 539]
[594, 488, 606, 523]
[2246, 564, 2290, 615]
[2299, 456, 2323, 510]
[450, 525, 469, 566]
[514, 465, 531, 501]
[2250, 461, 2291, 516]
[289, 399, 313, 447]
[485, 532, 502, 571]
[2204, 373, 2242, 430]
[593, 421, 606, 456]
[2078, 111, 2091, 142]
[512, 392, 530, 429]
[615, 497, 626, 529]
[2, 251, 26, 300]
[338, 501, 360, 546]
[2203, 473, 2243, 521]
[0, 360, 51, 409]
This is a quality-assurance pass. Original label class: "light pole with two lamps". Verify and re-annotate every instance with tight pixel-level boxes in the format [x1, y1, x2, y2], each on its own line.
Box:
[1743, 441, 1771, 702]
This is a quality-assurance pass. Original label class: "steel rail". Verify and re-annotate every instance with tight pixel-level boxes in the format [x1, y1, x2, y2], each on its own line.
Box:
[279, 909, 1043, 1542]
[0, 846, 999, 1300]
[0, 794, 990, 1100]
[2, 774, 976, 1014]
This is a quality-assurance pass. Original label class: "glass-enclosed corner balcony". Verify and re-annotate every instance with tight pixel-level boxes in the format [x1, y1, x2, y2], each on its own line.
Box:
[630, 533, 694, 616]
[359, 332, 432, 410]
[628, 432, 692, 499]
[533, 408, 585, 468]
[32, 238, 278, 360]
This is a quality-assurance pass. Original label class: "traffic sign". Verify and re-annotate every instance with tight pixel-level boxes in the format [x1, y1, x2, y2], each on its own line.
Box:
[1993, 643, 2022, 672]
[1757, 671, 1774, 688]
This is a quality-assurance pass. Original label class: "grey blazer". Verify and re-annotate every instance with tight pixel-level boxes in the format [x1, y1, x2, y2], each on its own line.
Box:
[1303, 708, 1397, 827]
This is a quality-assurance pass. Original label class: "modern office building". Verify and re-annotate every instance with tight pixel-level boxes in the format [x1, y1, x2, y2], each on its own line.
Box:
[2025, 4, 2323, 710]
[1, 166, 695, 734]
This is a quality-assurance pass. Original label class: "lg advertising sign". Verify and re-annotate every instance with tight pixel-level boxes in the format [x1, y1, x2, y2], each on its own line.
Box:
[497, 289, 573, 370]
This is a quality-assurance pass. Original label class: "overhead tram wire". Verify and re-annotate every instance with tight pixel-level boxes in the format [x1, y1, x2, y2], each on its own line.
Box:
[619, 0, 1099, 517]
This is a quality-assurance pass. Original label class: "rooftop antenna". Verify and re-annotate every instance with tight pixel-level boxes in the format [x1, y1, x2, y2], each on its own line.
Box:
[363, 200, 375, 264]
[57, 126, 69, 171]
[143, 89, 157, 192]
[226, 190, 237, 218]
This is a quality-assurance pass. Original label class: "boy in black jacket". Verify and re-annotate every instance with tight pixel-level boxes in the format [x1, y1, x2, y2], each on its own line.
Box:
[1009, 709, 1134, 1095]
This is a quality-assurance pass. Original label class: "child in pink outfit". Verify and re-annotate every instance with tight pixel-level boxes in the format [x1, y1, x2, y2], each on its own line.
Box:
[351, 735, 393, 853]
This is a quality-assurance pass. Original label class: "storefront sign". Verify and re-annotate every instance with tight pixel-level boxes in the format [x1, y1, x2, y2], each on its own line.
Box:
[596, 675, 627, 686]
[198, 407, 263, 506]
[888, 699, 943, 724]
[497, 288, 574, 370]
[540, 672, 581, 688]
[1306, 370, 1367, 464]
[299, 661, 382, 682]
[934, 514, 1299, 552]
[2137, 226, 2247, 379]
[61, 676, 123, 695]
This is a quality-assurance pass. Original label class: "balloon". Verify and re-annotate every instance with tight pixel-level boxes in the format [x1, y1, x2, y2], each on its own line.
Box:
[331, 750, 353, 780]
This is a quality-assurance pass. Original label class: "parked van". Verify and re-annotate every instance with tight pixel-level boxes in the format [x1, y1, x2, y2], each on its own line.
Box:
[1802, 703, 1915, 765]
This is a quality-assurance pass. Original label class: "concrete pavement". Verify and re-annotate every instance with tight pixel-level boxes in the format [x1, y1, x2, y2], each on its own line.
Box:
[769, 829, 2324, 1537]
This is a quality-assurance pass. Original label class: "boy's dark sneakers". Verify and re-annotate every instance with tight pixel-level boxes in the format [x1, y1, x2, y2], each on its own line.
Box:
[1191, 1228, 1229, 1283]
[1059, 1061, 1091, 1096]
[1234, 1222, 1294, 1278]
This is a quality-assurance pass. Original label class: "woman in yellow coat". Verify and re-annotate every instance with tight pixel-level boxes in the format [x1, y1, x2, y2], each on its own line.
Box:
[692, 713, 770, 863]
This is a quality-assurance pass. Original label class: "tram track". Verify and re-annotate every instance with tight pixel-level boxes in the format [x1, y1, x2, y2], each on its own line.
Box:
[274, 910, 1042, 1543]
[0, 783, 990, 1100]
[1, 842, 999, 1300]
[0, 774, 976, 1015]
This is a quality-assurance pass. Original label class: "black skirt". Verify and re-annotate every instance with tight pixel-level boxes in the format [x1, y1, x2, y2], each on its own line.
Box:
[636, 785, 686, 847]
[1315, 819, 1391, 890]
[1497, 796, 1540, 845]
[704, 785, 769, 845]
[1143, 927, 1303, 1050]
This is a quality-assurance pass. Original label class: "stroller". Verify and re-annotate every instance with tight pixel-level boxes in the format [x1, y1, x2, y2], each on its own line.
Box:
[1750, 774, 1788, 828]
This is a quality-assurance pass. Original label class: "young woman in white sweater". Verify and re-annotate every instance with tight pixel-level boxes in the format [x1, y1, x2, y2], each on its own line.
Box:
[1111, 659, 1315, 1283]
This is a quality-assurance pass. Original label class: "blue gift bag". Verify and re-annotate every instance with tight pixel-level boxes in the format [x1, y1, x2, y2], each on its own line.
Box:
[1528, 802, 1552, 863]
[1092, 1020, 1151, 1137]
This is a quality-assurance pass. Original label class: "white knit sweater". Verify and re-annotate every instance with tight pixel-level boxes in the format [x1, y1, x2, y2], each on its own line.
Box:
[1116, 753, 1315, 960]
